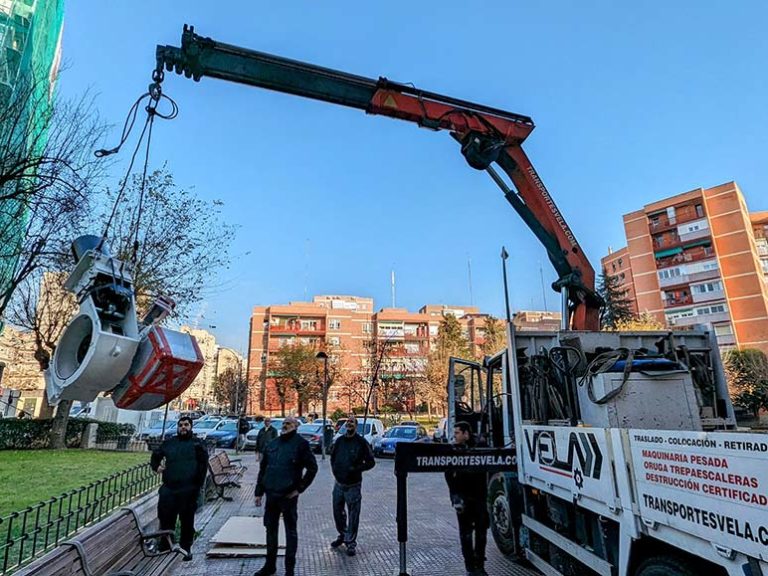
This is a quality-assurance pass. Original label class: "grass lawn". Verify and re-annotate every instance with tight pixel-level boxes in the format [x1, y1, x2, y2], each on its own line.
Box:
[0, 449, 151, 517]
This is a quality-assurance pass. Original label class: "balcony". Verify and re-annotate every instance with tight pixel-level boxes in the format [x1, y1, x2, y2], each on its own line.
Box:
[649, 206, 704, 233]
[692, 290, 725, 304]
[669, 311, 730, 327]
[269, 323, 325, 335]
[678, 227, 711, 244]
[664, 295, 693, 308]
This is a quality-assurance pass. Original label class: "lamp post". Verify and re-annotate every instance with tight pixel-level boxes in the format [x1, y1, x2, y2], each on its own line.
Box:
[315, 351, 329, 460]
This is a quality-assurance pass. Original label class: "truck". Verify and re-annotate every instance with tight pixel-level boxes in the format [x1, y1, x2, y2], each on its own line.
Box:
[65, 24, 766, 574]
[447, 325, 768, 576]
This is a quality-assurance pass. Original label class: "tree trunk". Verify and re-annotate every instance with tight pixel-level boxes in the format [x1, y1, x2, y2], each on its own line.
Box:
[49, 399, 72, 449]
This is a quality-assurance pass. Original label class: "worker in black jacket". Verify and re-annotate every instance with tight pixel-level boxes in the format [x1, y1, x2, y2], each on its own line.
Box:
[150, 416, 208, 561]
[445, 421, 489, 576]
[329, 416, 376, 556]
[255, 417, 278, 461]
[253, 416, 318, 576]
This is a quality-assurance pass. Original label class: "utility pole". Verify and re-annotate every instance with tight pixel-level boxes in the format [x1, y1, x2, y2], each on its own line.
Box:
[316, 351, 329, 460]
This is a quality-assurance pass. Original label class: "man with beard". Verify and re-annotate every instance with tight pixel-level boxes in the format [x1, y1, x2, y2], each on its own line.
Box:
[329, 416, 376, 556]
[150, 416, 208, 560]
[253, 416, 318, 576]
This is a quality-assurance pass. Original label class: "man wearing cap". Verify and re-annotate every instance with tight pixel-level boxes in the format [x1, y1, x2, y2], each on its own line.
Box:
[253, 416, 318, 576]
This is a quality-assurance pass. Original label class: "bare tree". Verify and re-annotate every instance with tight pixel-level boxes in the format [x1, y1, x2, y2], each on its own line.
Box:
[99, 167, 236, 318]
[0, 74, 107, 323]
[213, 366, 249, 413]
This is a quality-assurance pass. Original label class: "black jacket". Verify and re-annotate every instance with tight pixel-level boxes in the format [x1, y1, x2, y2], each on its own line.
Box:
[150, 434, 208, 490]
[444, 441, 488, 504]
[255, 430, 318, 498]
[330, 433, 375, 485]
[256, 425, 278, 453]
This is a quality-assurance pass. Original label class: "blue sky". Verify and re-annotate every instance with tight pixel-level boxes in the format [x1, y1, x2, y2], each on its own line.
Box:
[58, 2, 768, 352]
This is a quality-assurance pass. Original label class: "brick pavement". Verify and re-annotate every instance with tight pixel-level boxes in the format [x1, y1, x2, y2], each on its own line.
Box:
[171, 452, 537, 576]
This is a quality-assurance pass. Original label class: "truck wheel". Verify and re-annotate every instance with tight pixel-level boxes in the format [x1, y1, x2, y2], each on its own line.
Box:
[634, 555, 698, 576]
[488, 476, 518, 556]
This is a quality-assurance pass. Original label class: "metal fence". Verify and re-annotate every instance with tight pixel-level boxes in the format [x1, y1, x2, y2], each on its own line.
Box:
[0, 462, 161, 574]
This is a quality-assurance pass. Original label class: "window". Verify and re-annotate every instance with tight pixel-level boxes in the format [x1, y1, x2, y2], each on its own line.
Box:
[619, 272, 626, 280]
[696, 304, 727, 316]
[658, 267, 682, 280]
[666, 206, 676, 224]
[714, 324, 733, 337]
[695, 204, 704, 218]
[329, 319, 341, 330]
[328, 336, 340, 346]
[362, 323, 372, 334]
[691, 281, 722, 294]
[618, 258, 623, 267]
[404, 343, 420, 354]
[300, 320, 318, 331]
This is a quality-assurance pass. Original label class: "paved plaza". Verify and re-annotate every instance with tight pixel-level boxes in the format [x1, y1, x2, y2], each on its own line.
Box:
[171, 453, 537, 576]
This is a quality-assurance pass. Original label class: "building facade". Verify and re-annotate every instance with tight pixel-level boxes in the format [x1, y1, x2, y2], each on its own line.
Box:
[603, 182, 768, 355]
[0, 0, 65, 332]
[177, 326, 244, 412]
[248, 296, 509, 415]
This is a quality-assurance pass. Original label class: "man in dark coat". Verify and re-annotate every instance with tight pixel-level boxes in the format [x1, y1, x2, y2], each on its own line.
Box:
[329, 416, 376, 556]
[150, 416, 208, 560]
[445, 421, 490, 576]
[255, 417, 278, 461]
[253, 416, 318, 576]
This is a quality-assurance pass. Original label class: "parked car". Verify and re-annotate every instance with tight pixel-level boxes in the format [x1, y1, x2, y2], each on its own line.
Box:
[205, 420, 240, 449]
[313, 418, 334, 427]
[332, 418, 384, 447]
[141, 422, 177, 446]
[242, 421, 265, 450]
[334, 418, 347, 432]
[298, 423, 335, 454]
[399, 420, 419, 427]
[432, 417, 449, 442]
[373, 425, 429, 457]
[244, 417, 285, 450]
[191, 419, 221, 440]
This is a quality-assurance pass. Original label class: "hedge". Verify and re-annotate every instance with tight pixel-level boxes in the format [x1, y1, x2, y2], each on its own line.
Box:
[0, 418, 136, 450]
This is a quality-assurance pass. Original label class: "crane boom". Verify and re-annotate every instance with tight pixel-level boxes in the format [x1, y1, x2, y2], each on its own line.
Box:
[155, 25, 602, 329]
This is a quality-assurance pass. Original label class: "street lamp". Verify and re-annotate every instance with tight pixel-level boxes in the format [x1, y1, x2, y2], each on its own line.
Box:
[315, 351, 329, 460]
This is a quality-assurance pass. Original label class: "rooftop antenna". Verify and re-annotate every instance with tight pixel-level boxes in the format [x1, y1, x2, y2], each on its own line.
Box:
[391, 269, 396, 308]
[539, 262, 548, 312]
[304, 238, 310, 300]
[467, 256, 474, 306]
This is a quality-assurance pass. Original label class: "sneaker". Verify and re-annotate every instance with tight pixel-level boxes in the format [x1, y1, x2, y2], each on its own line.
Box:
[346, 547, 356, 557]
[330, 535, 345, 549]
[182, 553, 193, 562]
[252, 565, 277, 576]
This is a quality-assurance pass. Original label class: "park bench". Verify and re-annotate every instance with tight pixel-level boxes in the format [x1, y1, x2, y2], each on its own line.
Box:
[217, 450, 247, 475]
[15, 507, 181, 576]
[207, 451, 243, 501]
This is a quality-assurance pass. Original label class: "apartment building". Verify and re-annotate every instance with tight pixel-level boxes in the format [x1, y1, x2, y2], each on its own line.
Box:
[600, 247, 638, 316]
[249, 297, 501, 414]
[513, 310, 563, 332]
[177, 327, 245, 412]
[249, 296, 374, 414]
[603, 182, 768, 355]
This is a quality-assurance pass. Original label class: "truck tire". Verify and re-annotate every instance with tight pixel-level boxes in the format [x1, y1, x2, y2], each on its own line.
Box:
[488, 475, 519, 556]
[634, 555, 698, 576]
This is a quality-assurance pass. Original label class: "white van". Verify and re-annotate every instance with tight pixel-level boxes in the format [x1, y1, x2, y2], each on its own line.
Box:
[332, 417, 384, 446]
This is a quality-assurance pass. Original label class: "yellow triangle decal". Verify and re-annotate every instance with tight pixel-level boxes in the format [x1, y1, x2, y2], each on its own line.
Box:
[383, 95, 398, 109]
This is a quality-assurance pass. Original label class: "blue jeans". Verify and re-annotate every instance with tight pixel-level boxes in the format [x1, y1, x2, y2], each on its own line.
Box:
[332, 482, 362, 548]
